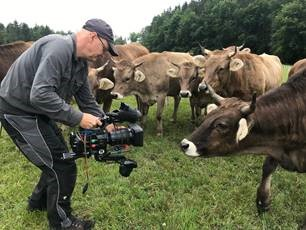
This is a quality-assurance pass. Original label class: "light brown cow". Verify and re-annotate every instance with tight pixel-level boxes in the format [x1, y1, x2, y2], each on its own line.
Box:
[288, 58, 306, 78]
[88, 42, 149, 111]
[111, 51, 193, 135]
[0, 41, 32, 82]
[198, 48, 282, 101]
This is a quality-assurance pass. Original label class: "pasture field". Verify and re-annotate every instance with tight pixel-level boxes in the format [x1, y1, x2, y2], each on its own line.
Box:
[0, 66, 305, 230]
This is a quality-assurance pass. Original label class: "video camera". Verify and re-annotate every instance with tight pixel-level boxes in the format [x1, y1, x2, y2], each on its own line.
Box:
[63, 103, 143, 177]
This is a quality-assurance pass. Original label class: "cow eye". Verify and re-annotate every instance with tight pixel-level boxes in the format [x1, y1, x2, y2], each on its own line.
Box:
[124, 77, 131, 82]
[215, 122, 228, 132]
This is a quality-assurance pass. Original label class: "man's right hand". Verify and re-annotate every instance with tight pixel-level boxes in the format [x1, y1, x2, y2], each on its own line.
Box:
[80, 113, 102, 129]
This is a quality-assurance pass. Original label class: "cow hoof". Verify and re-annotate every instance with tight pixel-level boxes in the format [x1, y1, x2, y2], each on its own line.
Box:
[256, 199, 271, 214]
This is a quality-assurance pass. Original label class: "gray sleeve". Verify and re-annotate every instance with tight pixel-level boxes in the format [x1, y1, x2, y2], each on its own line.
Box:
[74, 75, 105, 118]
[29, 46, 83, 127]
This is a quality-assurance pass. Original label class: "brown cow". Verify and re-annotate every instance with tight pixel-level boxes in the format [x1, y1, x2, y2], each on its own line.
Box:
[180, 70, 306, 227]
[111, 51, 193, 135]
[198, 48, 282, 101]
[288, 58, 306, 78]
[88, 42, 149, 112]
[169, 55, 212, 124]
[0, 41, 32, 82]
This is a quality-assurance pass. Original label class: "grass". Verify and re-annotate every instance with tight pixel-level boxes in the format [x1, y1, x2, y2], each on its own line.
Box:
[1, 65, 305, 230]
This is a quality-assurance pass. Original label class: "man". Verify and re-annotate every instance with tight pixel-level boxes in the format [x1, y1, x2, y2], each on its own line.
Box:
[0, 18, 118, 230]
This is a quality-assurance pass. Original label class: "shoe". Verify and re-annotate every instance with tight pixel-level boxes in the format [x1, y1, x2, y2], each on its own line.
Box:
[27, 198, 47, 212]
[50, 215, 95, 230]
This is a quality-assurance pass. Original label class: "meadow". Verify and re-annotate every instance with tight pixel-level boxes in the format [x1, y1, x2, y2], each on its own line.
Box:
[0, 65, 305, 230]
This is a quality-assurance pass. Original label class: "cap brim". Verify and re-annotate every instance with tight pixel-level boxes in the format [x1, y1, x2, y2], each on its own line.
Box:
[108, 42, 119, 56]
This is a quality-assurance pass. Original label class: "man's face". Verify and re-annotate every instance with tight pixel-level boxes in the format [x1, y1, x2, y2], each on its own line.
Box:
[86, 33, 109, 62]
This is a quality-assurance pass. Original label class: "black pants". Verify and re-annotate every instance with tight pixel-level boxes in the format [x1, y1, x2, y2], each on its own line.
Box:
[0, 114, 77, 228]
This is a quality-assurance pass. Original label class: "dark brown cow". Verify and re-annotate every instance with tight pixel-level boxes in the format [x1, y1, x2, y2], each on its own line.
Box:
[288, 58, 306, 78]
[111, 51, 193, 135]
[198, 48, 282, 101]
[180, 69, 306, 227]
[88, 42, 149, 112]
[0, 41, 32, 82]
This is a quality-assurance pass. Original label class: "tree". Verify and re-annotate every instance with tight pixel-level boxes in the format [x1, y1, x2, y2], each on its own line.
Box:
[272, 0, 306, 64]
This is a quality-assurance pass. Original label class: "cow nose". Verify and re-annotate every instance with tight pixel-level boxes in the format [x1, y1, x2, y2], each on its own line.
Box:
[180, 91, 191, 98]
[198, 83, 208, 92]
[110, 92, 118, 99]
[180, 141, 189, 151]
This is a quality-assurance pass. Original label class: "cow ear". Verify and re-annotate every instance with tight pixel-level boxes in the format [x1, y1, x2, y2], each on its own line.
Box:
[134, 69, 146, 82]
[167, 68, 179, 78]
[206, 103, 218, 114]
[236, 118, 249, 143]
[230, 58, 244, 71]
[98, 78, 114, 90]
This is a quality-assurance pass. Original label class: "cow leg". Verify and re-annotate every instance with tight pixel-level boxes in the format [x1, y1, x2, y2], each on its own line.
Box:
[140, 104, 149, 127]
[156, 97, 166, 136]
[256, 156, 278, 213]
[195, 106, 202, 125]
[170, 96, 180, 123]
[190, 98, 195, 123]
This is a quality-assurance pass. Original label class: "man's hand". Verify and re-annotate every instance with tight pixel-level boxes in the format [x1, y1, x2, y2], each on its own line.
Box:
[80, 113, 102, 129]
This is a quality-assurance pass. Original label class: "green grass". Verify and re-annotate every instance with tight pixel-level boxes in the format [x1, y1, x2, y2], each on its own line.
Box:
[1, 65, 305, 230]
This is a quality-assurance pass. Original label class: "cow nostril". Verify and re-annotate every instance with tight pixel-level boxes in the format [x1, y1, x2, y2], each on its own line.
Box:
[198, 84, 208, 92]
[180, 142, 189, 151]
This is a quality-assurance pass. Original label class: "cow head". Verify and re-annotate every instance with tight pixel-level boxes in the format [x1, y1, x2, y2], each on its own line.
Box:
[198, 47, 244, 94]
[169, 55, 207, 98]
[87, 62, 112, 95]
[111, 59, 145, 99]
[181, 84, 256, 157]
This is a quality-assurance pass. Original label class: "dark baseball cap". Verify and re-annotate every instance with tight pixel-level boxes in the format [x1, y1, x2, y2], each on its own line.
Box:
[83, 18, 119, 56]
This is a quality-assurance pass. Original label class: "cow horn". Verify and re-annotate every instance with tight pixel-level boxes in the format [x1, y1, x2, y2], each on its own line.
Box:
[96, 60, 110, 73]
[228, 46, 237, 58]
[240, 92, 257, 116]
[111, 57, 119, 64]
[134, 61, 144, 69]
[198, 43, 211, 55]
[203, 81, 224, 104]
[237, 43, 245, 50]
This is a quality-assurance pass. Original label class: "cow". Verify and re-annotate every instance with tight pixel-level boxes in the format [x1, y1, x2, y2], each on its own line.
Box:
[111, 51, 193, 135]
[169, 55, 213, 124]
[0, 41, 32, 82]
[180, 70, 306, 228]
[198, 47, 282, 101]
[288, 58, 306, 78]
[88, 42, 149, 112]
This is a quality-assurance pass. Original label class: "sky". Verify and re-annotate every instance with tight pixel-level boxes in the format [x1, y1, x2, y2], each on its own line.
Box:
[0, 0, 191, 39]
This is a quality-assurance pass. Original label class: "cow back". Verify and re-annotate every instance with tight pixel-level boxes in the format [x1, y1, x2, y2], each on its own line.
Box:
[0, 41, 32, 82]
[288, 58, 306, 78]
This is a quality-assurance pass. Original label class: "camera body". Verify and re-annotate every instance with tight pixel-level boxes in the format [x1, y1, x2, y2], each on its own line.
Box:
[64, 103, 143, 177]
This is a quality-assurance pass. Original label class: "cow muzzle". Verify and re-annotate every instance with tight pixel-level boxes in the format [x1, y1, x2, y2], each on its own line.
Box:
[198, 83, 208, 92]
[180, 139, 200, 157]
[180, 90, 192, 98]
[110, 92, 124, 99]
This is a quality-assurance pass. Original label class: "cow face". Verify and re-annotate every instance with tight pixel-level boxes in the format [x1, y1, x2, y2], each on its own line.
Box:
[181, 86, 256, 157]
[199, 50, 244, 95]
[169, 55, 206, 98]
[111, 59, 144, 99]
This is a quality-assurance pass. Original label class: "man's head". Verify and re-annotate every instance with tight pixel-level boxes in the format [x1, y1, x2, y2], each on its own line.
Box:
[83, 18, 118, 57]
[76, 18, 118, 61]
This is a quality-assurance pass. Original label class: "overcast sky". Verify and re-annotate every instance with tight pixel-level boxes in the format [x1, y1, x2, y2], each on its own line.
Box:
[0, 0, 191, 38]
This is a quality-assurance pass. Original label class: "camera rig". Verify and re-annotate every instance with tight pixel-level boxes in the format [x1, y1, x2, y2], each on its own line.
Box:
[62, 103, 143, 177]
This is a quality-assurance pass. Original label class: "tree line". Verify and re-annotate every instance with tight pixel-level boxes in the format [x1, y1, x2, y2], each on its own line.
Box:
[1, 0, 305, 64]
[138, 0, 306, 64]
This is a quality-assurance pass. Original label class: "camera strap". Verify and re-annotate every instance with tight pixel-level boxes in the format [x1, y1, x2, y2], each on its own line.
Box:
[82, 133, 90, 194]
